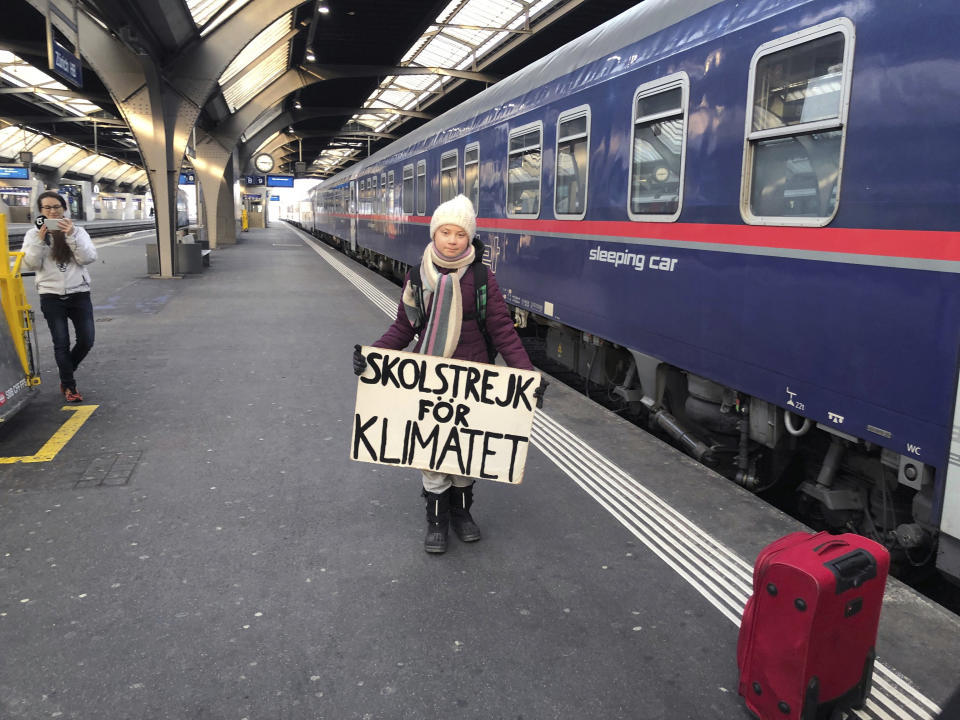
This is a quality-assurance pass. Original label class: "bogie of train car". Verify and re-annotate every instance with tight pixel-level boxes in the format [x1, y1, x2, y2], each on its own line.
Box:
[301, 0, 960, 583]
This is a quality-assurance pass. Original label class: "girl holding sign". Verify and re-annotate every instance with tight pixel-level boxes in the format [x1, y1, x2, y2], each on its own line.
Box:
[353, 194, 541, 554]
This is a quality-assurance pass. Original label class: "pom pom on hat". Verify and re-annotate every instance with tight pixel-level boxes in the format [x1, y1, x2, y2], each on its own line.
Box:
[429, 194, 476, 240]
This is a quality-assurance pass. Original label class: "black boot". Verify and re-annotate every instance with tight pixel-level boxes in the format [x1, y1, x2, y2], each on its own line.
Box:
[423, 488, 450, 553]
[449, 484, 481, 542]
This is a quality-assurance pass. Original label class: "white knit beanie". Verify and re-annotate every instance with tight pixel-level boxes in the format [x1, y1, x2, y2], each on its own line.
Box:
[429, 194, 476, 240]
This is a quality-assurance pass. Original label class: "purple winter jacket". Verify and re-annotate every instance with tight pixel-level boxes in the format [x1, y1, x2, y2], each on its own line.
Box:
[372, 265, 534, 370]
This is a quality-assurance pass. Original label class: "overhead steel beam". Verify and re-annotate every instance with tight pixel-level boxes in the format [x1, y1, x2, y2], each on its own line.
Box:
[0, 114, 128, 127]
[302, 62, 499, 84]
[217, 28, 300, 100]
[239, 106, 431, 169]
[429, 23, 533, 35]
[210, 68, 312, 149]
[168, 0, 303, 107]
[274, 130, 397, 161]
[259, 132, 297, 158]
[0, 86, 99, 101]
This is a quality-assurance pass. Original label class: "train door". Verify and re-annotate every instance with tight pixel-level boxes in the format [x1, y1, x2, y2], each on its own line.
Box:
[60, 183, 85, 220]
[349, 180, 358, 252]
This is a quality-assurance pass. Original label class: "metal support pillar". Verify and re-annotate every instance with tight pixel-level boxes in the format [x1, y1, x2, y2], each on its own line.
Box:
[216, 163, 237, 247]
[194, 130, 235, 249]
[134, 61, 201, 276]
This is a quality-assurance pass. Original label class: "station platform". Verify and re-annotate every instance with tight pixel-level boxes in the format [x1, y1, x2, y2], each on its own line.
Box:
[1, 223, 957, 719]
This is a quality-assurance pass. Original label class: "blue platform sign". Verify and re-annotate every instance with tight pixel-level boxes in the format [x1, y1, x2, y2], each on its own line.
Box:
[266, 175, 294, 188]
[270, 195, 280, 201]
[52, 42, 83, 88]
[0, 166, 29, 179]
[179, 172, 195, 185]
[244, 175, 265, 186]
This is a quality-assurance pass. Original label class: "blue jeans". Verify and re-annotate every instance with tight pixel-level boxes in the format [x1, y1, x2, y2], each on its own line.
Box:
[40, 292, 95, 391]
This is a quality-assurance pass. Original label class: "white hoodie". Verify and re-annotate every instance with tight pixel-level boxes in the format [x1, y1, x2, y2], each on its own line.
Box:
[22, 224, 98, 296]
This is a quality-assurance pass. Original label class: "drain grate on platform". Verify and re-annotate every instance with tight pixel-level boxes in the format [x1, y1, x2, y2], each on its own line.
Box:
[0, 450, 142, 493]
[76, 451, 141, 488]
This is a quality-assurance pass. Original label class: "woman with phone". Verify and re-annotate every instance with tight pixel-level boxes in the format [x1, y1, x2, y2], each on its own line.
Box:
[21, 191, 98, 403]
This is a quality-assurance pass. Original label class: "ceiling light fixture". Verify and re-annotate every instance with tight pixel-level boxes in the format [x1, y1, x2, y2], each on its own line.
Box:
[305, 49, 316, 62]
[293, 100, 302, 110]
[317, 5, 330, 14]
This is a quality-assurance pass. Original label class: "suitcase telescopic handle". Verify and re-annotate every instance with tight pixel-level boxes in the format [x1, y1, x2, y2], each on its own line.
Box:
[824, 549, 878, 594]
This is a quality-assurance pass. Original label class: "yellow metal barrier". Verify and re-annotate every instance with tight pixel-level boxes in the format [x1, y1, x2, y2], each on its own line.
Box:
[0, 213, 41, 386]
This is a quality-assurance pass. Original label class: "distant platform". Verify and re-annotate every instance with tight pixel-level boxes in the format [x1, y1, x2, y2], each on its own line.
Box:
[6, 218, 156, 249]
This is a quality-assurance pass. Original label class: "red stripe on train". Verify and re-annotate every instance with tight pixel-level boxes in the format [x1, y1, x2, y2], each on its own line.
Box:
[322, 215, 960, 261]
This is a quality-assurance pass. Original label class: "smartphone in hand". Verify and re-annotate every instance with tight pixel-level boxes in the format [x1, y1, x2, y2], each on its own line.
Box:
[43, 217, 64, 232]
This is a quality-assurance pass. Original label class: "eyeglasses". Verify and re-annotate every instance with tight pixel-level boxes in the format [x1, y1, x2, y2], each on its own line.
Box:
[40, 205, 64, 211]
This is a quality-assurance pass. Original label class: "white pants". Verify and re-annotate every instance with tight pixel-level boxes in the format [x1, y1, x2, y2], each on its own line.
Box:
[421, 470, 474, 494]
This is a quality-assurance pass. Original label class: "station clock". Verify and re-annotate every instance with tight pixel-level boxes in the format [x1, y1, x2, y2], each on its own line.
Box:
[254, 153, 275, 173]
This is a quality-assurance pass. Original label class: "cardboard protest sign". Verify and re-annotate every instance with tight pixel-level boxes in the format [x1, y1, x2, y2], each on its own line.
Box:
[351, 347, 541, 483]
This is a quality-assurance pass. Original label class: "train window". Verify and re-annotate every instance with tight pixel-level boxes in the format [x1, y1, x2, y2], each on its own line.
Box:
[555, 106, 590, 219]
[628, 72, 688, 222]
[507, 122, 542, 218]
[464, 143, 479, 212]
[387, 170, 395, 214]
[741, 19, 854, 226]
[402, 165, 415, 214]
[440, 150, 458, 202]
[380, 173, 386, 214]
[416, 160, 427, 215]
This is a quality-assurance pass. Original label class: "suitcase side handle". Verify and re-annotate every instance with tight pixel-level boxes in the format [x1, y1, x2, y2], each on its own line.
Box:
[824, 549, 878, 594]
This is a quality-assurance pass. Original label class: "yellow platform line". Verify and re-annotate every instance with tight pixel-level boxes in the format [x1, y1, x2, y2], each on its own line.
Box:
[0, 405, 99, 464]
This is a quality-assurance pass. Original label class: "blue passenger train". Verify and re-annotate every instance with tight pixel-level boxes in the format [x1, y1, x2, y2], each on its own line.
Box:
[300, 0, 960, 583]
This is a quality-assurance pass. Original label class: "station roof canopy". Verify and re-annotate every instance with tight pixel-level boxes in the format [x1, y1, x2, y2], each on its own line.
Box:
[0, 0, 639, 183]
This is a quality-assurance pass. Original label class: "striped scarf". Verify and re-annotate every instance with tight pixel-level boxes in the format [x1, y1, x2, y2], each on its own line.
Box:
[402, 240, 476, 357]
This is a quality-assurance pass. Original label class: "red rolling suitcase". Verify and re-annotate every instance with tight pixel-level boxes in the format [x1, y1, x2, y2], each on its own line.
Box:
[737, 531, 890, 720]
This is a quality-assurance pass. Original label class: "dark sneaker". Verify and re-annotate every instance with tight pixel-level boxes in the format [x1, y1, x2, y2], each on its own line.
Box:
[64, 387, 83, 403]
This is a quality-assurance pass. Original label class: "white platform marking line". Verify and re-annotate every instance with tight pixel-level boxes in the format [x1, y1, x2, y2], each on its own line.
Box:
[94, 230, 156, 247]
[871, 674, 939, 720]
[537, 412, 755, 582]
[532, 419, 753, 607]
[531, 438, 745, 624]
[532, 418, 749, 618]
[858, 699, 899, 720]
[874, 662, 943, 716]
[301, 235, 397, 315]
[296, 223, 942, 720]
